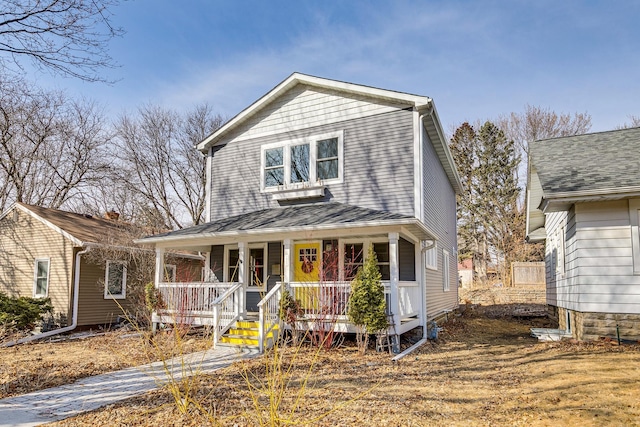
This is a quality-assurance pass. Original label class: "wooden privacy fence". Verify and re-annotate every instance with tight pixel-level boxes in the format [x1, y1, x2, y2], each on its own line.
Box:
[511, 262, 545, 286]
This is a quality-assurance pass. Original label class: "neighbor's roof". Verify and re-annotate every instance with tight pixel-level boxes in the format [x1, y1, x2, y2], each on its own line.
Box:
[526, 127, 640, 240]
[2, 203, 130, 247]
[196, 72, 462, 194]
[138, 202, 437, 247]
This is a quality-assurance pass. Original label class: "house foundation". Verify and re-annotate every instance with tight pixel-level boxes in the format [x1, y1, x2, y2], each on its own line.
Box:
[550, 306, 640, 342]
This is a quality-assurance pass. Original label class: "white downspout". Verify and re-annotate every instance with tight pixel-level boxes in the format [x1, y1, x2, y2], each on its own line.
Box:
[3, 246, 91, 347]
[393, 239, 435, 361]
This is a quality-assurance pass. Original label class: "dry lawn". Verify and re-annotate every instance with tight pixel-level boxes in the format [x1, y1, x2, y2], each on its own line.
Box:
[0, 328, 212, 398]
[3, 312, 639, 426]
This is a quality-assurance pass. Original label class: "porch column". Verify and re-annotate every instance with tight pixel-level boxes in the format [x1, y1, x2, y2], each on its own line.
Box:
[283, 239, 292, 287]
[203, 250, 211, 281]
[388, 233, 400, 353]
[238, 241, 247, 317]
[154, 248, 164, 288]
[153, 247, 164, 334]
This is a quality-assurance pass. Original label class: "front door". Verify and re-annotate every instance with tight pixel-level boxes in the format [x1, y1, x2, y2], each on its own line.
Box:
[293, 242, 321, 282]
[293, 242, 321, 309]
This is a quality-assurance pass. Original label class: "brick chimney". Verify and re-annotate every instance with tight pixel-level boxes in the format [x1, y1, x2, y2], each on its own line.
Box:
[104, 210, 120, 221]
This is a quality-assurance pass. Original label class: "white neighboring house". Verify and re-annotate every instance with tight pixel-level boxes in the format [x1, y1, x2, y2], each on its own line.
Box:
[526, 127, 640, 341]
[139, 73, 462, 352]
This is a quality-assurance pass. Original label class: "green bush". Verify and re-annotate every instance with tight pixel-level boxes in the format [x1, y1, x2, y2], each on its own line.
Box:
[0, 292, 53, 330]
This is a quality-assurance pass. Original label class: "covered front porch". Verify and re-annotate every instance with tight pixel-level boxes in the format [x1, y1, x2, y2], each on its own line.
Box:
[142, 203, 437, 353]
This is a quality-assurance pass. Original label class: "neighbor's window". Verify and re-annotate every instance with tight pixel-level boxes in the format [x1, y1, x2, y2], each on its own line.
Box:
[425, 244, 437, 270]
[261, 131, 343, 190]
[442, 250, 450, 292]
[105, 261, 126, 299]
[33, 259, 50, 297]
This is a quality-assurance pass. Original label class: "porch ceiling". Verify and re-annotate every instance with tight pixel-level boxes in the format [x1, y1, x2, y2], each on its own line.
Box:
[137, 203, 437, 249]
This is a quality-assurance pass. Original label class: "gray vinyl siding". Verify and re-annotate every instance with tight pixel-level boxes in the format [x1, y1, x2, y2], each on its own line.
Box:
[208, 109, 415, 221]
[267, 242, 281, 288]
[421, 126, 458, 319]
[545, 209, 574, 310]
[571, 200, 640, 313]
[399, 237, 416, 281]
[0, 208, 74, 322]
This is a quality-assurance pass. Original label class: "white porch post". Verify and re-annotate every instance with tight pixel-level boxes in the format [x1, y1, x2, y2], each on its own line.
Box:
[203, 251, 211, 281]
[153, 248, 164, 334]
[238, 241, 247, 317]
[154, 248, 164, 288]
[283, 239, 292, 288]
[389, 233, 400, 353]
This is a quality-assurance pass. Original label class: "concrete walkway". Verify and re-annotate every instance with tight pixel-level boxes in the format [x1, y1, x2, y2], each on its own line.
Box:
[0, 345, 257, 427]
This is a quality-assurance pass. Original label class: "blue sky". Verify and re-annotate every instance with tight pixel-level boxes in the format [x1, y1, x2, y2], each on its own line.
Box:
[34, 0, 640, 134]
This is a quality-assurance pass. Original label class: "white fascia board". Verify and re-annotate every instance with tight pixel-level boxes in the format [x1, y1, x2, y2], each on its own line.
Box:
[142, 218, 438, 248]
[424, 104, 463, 194]
[540, 186, 640, 212]
[14, 203, 84, 247]
[196, 72, 433, 152]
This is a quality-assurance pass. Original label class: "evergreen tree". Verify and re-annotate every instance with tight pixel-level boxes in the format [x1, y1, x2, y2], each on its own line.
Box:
[347, 245, 388, 354]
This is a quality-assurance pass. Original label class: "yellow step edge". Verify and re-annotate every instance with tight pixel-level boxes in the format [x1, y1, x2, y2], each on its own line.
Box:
[220, 336, 260, 345]
[235, 321, 279, 329]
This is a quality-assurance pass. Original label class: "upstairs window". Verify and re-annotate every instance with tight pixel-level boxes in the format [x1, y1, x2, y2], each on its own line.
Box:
[33, 259, 50, 298]
[261, 131, 343, 191]
[105, 261, 127, 299]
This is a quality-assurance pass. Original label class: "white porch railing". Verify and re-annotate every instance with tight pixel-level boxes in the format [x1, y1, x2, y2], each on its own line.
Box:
[287, 281, 420, 319]
[257, 282, 282, 353]
[154, 281, 240, 328]
[212, 282, 243, 346]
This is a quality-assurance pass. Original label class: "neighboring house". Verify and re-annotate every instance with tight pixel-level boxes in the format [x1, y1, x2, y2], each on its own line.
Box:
[140, 73, 462, 352]
[0, 203, 202, 330]
[526, 127, 640, 341]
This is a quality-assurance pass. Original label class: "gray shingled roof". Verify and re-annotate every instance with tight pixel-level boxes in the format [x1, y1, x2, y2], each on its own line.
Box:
[530, 127, 640, 194]
[144, 203, 424, 241]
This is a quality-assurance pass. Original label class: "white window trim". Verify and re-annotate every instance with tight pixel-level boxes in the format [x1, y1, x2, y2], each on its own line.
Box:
[425, 243, 437, 270]
[224, 244, 240, 283]
[164, 264, 176, 282]
[105, 261, 127, 300]
[630, 199, 640, 275]
[555, 227, 566, 276]
[442, 250, 450, 292]
[248, 243, 268, 291]
[260, 130, 344, 192]
[33, 258, 50, 298]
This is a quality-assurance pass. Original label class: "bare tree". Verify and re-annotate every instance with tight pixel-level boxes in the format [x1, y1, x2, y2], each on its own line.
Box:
[0, 0, 123, 82]
[112, 103, 224, 230]
[0, 78, 112, 212]
[496, 104, 592, 156]
[617, 115, 640, 129]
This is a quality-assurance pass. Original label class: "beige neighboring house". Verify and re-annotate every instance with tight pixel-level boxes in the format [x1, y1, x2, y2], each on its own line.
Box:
[0, 203, 203, 330]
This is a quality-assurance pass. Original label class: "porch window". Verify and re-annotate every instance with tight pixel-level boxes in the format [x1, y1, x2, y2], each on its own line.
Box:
[228, 249, 240, 282]
[105, 261, 126, 299]
[33, 258, 50, 298]
[164, 264, 176, 282]
[249, 247, 266, 288]
[322, 240, 339, 281]
[261, 131, 343, 190]
[372, 242, 391, 281]
[344, 243, 364, 280]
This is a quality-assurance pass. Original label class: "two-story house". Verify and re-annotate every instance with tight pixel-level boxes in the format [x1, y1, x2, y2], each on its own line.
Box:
[140, 73, 462, 352]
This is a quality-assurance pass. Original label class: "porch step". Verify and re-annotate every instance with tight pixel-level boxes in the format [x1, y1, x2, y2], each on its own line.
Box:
[219, 320, 279, 348]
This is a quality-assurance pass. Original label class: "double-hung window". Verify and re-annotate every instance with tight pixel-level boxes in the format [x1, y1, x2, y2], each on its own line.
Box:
[33, 259, 50, 298]
[261, 131, 343, 191]
[442, 250, 450, 292]
[105, 261, 127, 299]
